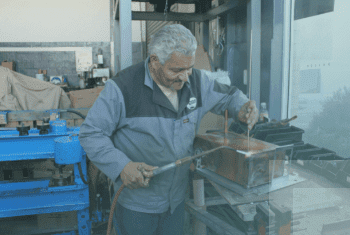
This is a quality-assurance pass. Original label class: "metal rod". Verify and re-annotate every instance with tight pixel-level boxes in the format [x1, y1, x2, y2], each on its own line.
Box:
[152, 145, 247, 177]
[174, 145, 243, 167]
[224, 110, 228, 146]
[271, 149, 277, 186]
[288, 147, 293, 176]
[152, 162, 176, 176]
[232, 199, 272, 207]
[216, 16, 220, 45]
[185, 201, 245, 235]
[248, 29, 253, 152]
[196, 168, 249, 196]
[224, 110, 228, 134]
[281, 115, 298, 125]
[193, 179, 207, 235]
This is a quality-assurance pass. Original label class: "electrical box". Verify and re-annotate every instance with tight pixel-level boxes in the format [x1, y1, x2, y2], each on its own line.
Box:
[92, 68, 110, 78]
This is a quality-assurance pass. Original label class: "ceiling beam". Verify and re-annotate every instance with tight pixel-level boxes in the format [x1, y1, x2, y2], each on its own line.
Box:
[202, 0, 246, 21]
[131, 0, 197, 3]
[115, 0, 246, 21]
[130, 12, 204, 22]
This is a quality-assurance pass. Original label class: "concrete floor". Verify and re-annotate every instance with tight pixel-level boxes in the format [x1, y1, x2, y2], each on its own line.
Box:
[91, 220, 203, 235]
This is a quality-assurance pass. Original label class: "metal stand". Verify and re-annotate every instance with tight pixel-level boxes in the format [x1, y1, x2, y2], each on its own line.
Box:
[193, 179, 207, 235]
[186, 145, 305, 235]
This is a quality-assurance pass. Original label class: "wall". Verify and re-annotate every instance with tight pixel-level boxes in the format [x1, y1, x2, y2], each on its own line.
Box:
[0, 0, 110, 42]
[0, 0, 112, 87]
[0, 43, 111, 87]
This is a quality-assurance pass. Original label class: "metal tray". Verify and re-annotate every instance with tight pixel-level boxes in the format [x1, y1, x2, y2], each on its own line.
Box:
[264, 126, 304, 143]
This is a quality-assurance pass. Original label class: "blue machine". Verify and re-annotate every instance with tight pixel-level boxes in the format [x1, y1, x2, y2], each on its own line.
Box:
[0, 111, 96, 235]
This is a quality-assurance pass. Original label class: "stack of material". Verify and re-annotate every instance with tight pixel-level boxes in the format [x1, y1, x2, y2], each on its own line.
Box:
[0, 66, 71, 111]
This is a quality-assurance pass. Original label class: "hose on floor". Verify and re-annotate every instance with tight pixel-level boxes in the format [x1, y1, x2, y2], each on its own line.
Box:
[106, 165, 149, 235]
[106, 183, 125, 235]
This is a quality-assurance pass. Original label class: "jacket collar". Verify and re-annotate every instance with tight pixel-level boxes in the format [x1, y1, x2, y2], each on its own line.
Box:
[144, 57, 154, 89]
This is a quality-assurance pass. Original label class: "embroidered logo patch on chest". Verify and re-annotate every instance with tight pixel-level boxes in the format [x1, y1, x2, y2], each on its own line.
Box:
[187, 97, 197, 110]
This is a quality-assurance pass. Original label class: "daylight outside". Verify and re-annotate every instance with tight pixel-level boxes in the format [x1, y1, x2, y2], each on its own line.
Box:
[290, 0, 350, 159]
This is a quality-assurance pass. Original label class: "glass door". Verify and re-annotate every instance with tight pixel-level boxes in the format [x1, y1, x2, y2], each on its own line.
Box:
[288, 0, 350, 158]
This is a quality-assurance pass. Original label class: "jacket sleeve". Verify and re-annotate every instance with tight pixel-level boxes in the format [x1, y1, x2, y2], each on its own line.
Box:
[79, 80, 131, 183]
[200, 71, 249, 121]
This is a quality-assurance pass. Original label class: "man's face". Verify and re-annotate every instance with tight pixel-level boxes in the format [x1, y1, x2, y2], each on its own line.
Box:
[149, 52, 195, 91]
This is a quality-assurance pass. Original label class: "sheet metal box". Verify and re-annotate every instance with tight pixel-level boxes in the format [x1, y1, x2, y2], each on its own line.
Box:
[194, 132, 286, 188]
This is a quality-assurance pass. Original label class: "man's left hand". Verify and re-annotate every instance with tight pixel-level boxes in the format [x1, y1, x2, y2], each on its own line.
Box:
[238, 100, 259, 131]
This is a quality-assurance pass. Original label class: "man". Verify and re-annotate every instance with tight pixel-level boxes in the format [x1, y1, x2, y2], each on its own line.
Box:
[79, 24, 258, 235]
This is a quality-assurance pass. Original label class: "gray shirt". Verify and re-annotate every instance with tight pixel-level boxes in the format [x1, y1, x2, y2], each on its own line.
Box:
[79, 59, 249, 214]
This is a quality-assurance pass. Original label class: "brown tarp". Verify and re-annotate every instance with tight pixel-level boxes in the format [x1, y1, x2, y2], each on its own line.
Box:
[0, 66, 71, 111]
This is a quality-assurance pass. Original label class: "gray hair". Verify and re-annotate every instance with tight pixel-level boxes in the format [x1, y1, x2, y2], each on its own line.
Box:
[148, 24, 197, 65]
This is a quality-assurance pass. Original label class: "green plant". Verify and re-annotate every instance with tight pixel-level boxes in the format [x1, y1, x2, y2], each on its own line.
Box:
[303, 87, 350, 158]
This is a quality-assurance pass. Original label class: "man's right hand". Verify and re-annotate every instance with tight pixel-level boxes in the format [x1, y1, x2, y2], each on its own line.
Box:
[120, 162, 158, 190]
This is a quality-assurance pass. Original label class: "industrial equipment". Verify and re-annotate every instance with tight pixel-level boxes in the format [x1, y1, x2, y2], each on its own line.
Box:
[85, 49, 110, 88]
[0, 109, 106, 235]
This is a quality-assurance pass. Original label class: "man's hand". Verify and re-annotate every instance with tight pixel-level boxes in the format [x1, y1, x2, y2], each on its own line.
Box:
[120, 162, 158, 190]
[238, 100, 259, 131]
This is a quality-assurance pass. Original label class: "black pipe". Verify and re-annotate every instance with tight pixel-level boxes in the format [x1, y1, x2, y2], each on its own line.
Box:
[78, 162, 89, 184]
[66, 111, 88, 184]
[63, 109, 86, 120]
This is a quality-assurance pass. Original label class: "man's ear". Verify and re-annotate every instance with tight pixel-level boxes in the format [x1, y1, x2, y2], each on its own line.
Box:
[150, 54, 158, 62]
[150, 54, 161, 69]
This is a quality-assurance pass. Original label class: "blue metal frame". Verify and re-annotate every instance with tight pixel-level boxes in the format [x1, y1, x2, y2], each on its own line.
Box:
[0, 114, 91, 235]
[0, 179, 89, 217]
[0, 129, 79, 161]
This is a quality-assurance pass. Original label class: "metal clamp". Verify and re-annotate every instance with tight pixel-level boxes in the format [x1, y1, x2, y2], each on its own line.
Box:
[0, 111, 8, 125]
[195, 158, 202, 169]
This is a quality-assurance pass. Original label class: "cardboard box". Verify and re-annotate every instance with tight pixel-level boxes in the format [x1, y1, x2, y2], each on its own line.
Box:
[1, 60, 16, 71]
[68, 87, 104, 108]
